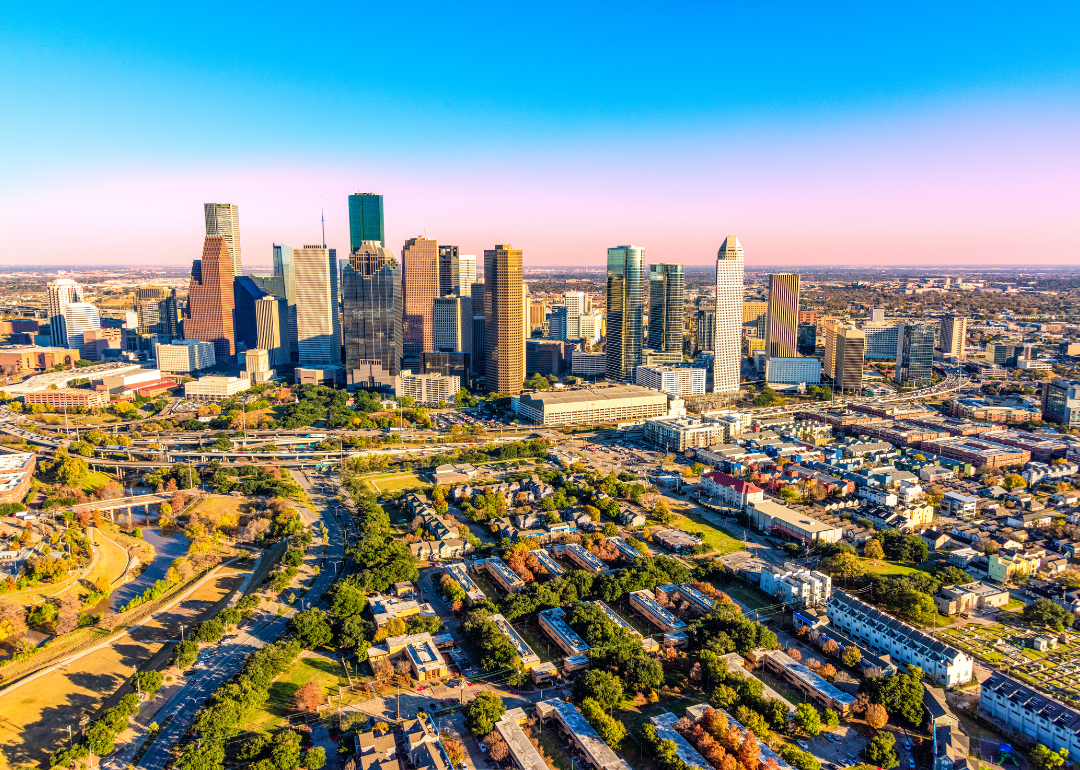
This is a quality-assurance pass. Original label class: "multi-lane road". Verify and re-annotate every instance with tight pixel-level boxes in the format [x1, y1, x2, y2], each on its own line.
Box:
[128, 471, 347, 770]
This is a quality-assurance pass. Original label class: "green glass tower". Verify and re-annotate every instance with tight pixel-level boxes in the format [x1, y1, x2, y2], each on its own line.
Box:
[606, 245, 644, 382]
[348, 193, 385, 250]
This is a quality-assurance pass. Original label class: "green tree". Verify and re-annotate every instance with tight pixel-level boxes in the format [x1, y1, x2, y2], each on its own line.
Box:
[177, 740, 226, 770]
[302, 747, 327, 770]
[1030, 745, 1068, 770]
[934, 565, 971, 587]
[864, 539, 885, 560]
[794, 703, 821, 736]
[823, 709, 839, 728]
[1022, 598, 1073, 631]
[821, 552, 866, 579]
[842, 646, 862, 668]
[573, 670, 624, 710]
[897, 590, 938, 625]
[289, 608, 333, 649]
[864, 732, 898, 769]
[864, 665, 925, 726]
[580, 697, 626, 747]
[271, 731, 303, 770]
[465, 692, 506, 736]
[173, 640, 199, 670]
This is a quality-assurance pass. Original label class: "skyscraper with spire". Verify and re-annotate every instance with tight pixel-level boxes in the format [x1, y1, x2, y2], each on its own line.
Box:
[204, 203, 242, 277]
[348, 193, 385, 250]
[713, 236, 744, 394]
[186, 236, 236, 359]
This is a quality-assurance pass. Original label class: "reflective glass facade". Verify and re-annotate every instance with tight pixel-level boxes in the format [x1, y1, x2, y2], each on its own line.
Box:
[342, 242, 402, 391]
[606, 245, 644, 381]
[897, 323, 935, 388]
[647, 263, 684, 354]
[348, 193, 385, 250]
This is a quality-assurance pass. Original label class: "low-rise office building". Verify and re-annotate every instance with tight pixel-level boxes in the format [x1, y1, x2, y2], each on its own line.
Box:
[369, 593, 438, 627]
[570, 351, 607, 377]
[155, 340, 216, 373]
[747, 500, 844, 544]
[184, 375, 251, 401]
[635, 365, 706, 397]
[0, 452, 35, 505]
[629, 589, 687, 632]
[366, 632, 449, 681]
[24, 388, 109, 410]
[512, 385, 671, 427]
[827, 591, 973, 686]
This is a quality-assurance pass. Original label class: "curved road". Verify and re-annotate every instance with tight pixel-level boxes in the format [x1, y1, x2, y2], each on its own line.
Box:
[130, 471, 348, 770]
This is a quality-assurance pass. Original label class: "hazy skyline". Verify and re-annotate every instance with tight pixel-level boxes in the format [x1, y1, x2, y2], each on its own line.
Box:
[3, 3, 1078, 267]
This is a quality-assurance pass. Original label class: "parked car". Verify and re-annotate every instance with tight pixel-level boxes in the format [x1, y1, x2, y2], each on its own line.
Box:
[797, 741, 809, 750]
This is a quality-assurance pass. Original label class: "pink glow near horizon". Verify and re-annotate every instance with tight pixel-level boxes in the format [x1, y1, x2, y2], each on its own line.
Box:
[5, 111, 1078, 268]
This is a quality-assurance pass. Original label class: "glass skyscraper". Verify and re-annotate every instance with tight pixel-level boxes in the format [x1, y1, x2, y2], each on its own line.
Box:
[896, 322, 935, 388]
[348, 193, 385, 250]
[647, 263, 684, 354]
[342, 241, 402, 392]
[605, 245, 644, 382]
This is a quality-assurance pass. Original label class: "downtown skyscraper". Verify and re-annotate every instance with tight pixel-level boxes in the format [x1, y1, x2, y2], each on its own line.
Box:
[647, 263, 684, 354]
[47, 277, 85, 346]
[342, 241, 402, 392]
[136, 286, 179, 338]
[348, 193, 385, 250]
[401, 236, 439, 360]
[713, 236, 744, 394]
[765, 272, 800, 359]
[293, 244, 341, 368]
[484, 244, 524, 394]
[605, 245, 644, 381]
[186, 236, 236, 359]
[204, 203, 242, 276]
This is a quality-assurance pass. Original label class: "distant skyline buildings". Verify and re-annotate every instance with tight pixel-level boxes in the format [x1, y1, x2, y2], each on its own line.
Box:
[47, 277, 85, 346]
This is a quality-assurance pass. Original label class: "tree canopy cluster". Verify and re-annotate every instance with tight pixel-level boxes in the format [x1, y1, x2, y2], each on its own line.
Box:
[567, 602, 663, 696]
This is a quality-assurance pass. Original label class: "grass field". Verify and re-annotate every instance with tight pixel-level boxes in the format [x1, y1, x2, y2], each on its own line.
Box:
[186, 494, 260, 522]
[658, 513, 746, 555]
[241, 653, 349, 735]
[363, 472, 427, 494]
[865, 560, 921, 576]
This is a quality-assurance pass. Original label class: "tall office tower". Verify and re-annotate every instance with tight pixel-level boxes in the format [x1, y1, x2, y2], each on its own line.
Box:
[484, 244, 525, 394]
[742, 299, 768, 336]
[765, 273, 800, 359]
[1044, 379, 1080, 428]
[940, 315, 968, 360]
[342, 241, 402, 391]
[713, 237, 744, 394]
[62, 302, 101, 356]
[273, 243, 298, 359]
[293, 244, 341, 367]
[522, 283, 530, 346]
[869, 307, 886, 323]
[562, 291, 587, 339]
[797, 324, 817, 356]
[186, 236, 237, 359]
[47, 278, 85, 345]
[605, 245, 644, 381]
[136, 286, 179, 338]
[896, 323, 935, 388]
[453, 254, 477, 296]
[348, 192, 385, 249]
[438, 245, 458, 297]
[204, 203, 242, 276]
[434, 295, 473, 354]
[254, 295, 289, 366]
[832, 325, 866, 393]
[549, 306, 569, 341]
[647, 263, 684, 354]
[401, 237, 439, 360]
[695, 308, 715, 352]
[471, 282, 486, 376]
[233, 276, 269, 352]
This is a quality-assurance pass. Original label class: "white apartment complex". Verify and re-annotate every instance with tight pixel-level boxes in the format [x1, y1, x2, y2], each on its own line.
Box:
[636, 365, 706, 397]
[760, 564, 832, 608]
[156, 340, 216, 373]
[765, 357, 821, 385]
[713, 236, 743, 394]
[645, 415, 726, 452]
[396, 370, 459, 407]
[827, 592, 973, 686]
[979, 673, 1080, 758]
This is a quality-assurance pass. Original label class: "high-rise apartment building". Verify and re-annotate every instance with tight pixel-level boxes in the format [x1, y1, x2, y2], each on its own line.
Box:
[484, 244, 524, 394]
[869, 307, 886, 323]
[401, 237, 439, 360]
[896, 323, 935, 388]
[186, 236, 237, 359]
[434, 295, 473, 354]
[695, 308, 715, 353]
[136, 286, 179, 339]
[713, 237, 744, 394]
[453, 254, 477, 296]
[765, 273, 800, 359]
[562, 291, 587, 340]
[254, 295, 289, 366]
[62, 302, 101, 356]
[293, 244, 341, 368]
[605, 245, 645, 382]
[348, 193, 385, 249]
[647, 263, 684, 354]
[940, 315, 968, 360]
[47, 278, 85, 346]
[438, 245, 458, 298]
[342, 241, 402, 391]
[204, 203, 242, 276]
[824, 320, 865, 393]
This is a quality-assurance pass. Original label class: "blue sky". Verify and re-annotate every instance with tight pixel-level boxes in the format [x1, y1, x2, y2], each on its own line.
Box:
[2, 2, 1078, 266]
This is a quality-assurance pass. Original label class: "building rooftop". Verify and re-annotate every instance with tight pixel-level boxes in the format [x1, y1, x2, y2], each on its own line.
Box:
[590, 600, 641, 637]
[530, 549, 567, 577]
[565, 542, 608, 572]
[404, 638, 447, 675]
[516, 384, 670, 407]
[0, 453, 34, 473]
[494, 709, 549, 770]
[829, 591, 969, 666]
[539, 607, 590, 655]
[650, 712, 711, 770]
[630, 589, 687, 631]
[767, 649, 856, 707]
[536, 698, 633, 770]
[491, 613, 540, 666]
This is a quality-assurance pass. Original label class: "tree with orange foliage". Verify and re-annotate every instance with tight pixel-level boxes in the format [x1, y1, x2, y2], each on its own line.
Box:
[865, 703, 889, 730]
[723, 725, 742, 753]
[818, 663, 837, 681]
[739, 731, 760, 768]
[506, 543, 535, 582]
[785, 647, 801, 661]
[294, 681, 323, 712]
[822, 639, 840, 656]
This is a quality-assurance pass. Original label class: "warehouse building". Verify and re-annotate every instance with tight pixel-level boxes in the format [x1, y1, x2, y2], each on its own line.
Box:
[512, 384, 671, 426]
[747, 500, 843, 544]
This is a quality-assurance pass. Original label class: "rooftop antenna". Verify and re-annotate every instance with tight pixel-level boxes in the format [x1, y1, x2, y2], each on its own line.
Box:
[321, 198, 326, 249]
